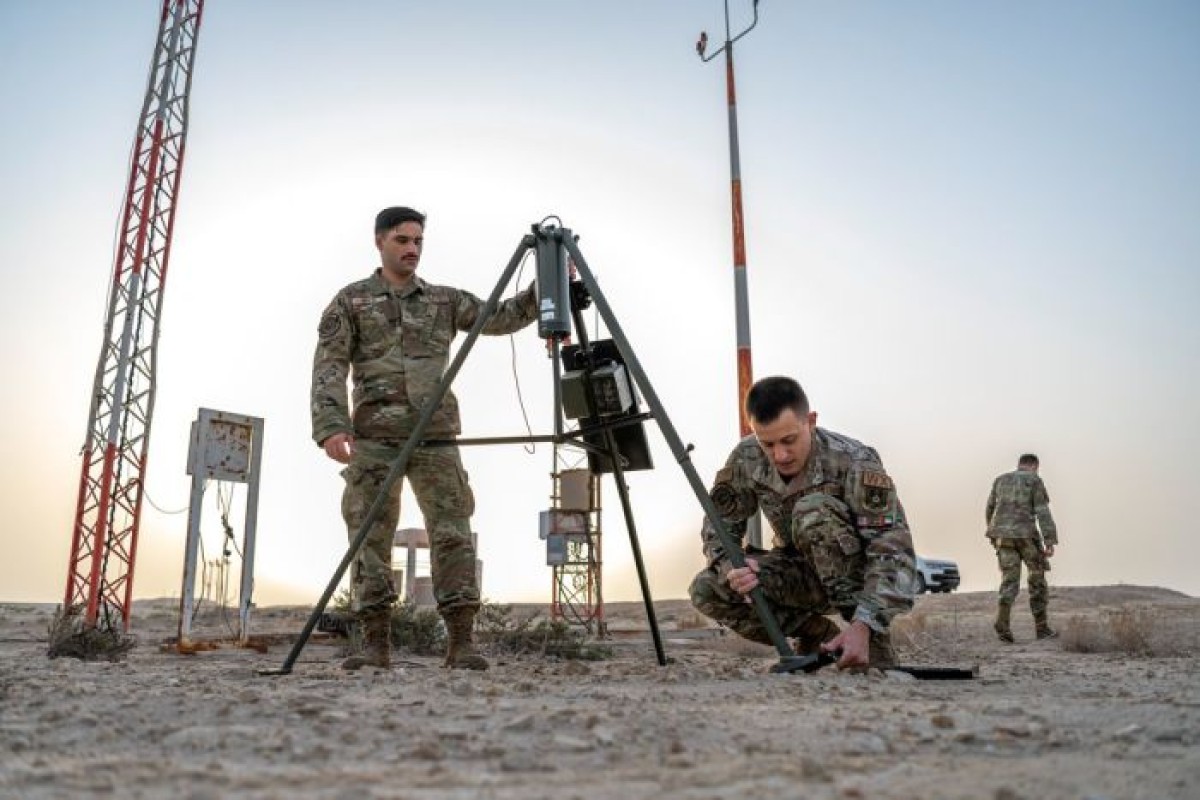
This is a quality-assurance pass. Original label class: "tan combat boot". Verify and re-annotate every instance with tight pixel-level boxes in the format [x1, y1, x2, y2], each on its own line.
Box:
[443, 607, 489, 671]
[341, 608, 392, 670]
[994, 603, 1014, 643]
[1034, 612, 1057, 640]
[791, 614, 841, 656]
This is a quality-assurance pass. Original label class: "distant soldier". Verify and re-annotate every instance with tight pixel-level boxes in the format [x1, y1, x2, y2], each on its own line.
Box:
[986, 453, 1059, 642]
[689, 376, 918, 670]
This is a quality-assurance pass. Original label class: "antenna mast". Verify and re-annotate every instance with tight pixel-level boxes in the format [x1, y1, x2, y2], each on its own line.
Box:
[64, 0, 206, 631]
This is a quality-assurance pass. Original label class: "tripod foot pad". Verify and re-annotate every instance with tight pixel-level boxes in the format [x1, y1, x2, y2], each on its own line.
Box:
[770, 652, 836, 674]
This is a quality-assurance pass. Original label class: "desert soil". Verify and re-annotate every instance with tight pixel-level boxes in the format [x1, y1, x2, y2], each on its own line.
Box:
[1, 585, 1197, 800]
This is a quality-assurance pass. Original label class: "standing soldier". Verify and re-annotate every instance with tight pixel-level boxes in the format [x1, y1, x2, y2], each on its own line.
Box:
[689, 376, 918, 670]
[311, 206, 538, 671]
[986, 453, 1059, 642]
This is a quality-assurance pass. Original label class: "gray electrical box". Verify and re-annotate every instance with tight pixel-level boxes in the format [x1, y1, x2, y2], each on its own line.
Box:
[541, 509, 589, 566]
[187, 409, 258, 481]
[561, 362, 633, 419]
[539, 509, 588, 540]
[546, 533, 568, 566]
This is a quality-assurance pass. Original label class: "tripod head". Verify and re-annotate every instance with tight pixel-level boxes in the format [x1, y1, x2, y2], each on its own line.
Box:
[532, 220, 648, 473]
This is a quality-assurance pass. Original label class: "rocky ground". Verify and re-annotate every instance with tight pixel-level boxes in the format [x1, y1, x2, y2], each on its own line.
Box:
[1, 585, 1197, 799]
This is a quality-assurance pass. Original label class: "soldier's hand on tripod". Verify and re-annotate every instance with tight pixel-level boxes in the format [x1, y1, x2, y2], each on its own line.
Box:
[726, 558, 760, 603]
[323, 432, 356, 464]
[822, 620, 870, 669]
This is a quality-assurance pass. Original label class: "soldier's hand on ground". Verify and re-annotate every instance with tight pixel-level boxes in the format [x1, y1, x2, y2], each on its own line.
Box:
[323, 432, 356, 464]
[726, 558, 760, 602]
[822, 620, 870, 668]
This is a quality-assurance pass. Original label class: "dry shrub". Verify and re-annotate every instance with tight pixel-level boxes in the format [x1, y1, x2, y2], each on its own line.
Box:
[1108, 608, 1152, 654]
[1060, 614, 1104, 653]
[890, 609, 929, 649]
[1061, 606, 1155, 655]
[890, 607, 969, 662]
[46, 606, 136, 662]
[675, 612, 710, 631]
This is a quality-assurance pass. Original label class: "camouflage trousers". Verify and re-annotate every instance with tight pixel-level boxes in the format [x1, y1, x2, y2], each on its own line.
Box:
[689, 546, 840, 644]
[341, 439, 478, 614]
[993, 537, 1049, 616]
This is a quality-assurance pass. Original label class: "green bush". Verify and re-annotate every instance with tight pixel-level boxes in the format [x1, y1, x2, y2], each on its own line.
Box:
[389, 602, 445, 655]
[476, 602, 612, 661]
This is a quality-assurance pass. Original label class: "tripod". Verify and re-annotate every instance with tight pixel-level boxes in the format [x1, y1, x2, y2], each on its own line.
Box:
[263, 221, 816, 675]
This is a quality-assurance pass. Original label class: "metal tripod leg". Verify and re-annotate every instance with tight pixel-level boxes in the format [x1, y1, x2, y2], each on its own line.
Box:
[260, 235, 537, 676]
[602, 431, 668, 665]
[564, 237, 816, 674]
[565, 293, 667, 665]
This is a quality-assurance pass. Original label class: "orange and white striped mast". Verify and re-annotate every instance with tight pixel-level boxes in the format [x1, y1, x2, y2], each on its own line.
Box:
[697, 0, 761, 439]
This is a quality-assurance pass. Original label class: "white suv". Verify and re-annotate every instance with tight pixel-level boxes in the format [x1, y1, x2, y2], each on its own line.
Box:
[915, 555, 960, 594]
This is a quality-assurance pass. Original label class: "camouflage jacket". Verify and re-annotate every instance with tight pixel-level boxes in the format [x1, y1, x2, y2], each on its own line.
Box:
[985, 469, 1057, 545]
[701, 427, 917, 631]
[311, 270, 537, 445]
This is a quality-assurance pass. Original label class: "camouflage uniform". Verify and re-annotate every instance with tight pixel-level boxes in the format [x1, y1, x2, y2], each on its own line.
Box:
[312, 270, 537, 613]
[986, 469, 1058, 630]
[689, 428, 917, 647]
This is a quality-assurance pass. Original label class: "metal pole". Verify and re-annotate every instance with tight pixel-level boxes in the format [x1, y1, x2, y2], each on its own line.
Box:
[698, 0, 763, 548]
[177, 469, 205, 643]
[697, 0, 760, 442]
[238, 416, 265, 642]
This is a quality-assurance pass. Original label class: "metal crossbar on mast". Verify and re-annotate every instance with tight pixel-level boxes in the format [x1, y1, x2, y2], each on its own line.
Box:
[64, 0, 205, 631]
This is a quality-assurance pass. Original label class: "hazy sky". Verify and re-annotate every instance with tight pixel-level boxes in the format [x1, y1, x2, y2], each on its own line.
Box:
[1, 1, 1197, 611]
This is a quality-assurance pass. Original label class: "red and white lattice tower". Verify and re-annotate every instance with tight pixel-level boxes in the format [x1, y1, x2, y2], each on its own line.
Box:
[64, 0, 205, 631]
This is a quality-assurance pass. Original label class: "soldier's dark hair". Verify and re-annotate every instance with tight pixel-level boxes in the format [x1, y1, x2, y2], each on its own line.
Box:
[374, 206, 426, 236]
[745, 376, 809, 424]
[1018, 453, 1040, 468]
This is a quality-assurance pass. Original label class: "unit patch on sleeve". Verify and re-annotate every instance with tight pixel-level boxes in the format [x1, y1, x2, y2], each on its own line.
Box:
[858, 469, 894, 513]
[318, 310, 342, 343]
[710, 466, 756, 522]
[861, 470, 893, 489]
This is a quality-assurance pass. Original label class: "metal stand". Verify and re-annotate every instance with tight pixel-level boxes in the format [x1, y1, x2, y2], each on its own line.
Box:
[179, 408, 264, 645]
[263, 222, 814, 675]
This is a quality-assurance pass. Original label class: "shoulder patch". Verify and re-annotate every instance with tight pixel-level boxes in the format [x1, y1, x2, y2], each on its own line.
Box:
[710, 466, 755, 521]
[318, 310, 343, 342]
[855, 468, 895, 514]
[860, 470, 893, 489]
